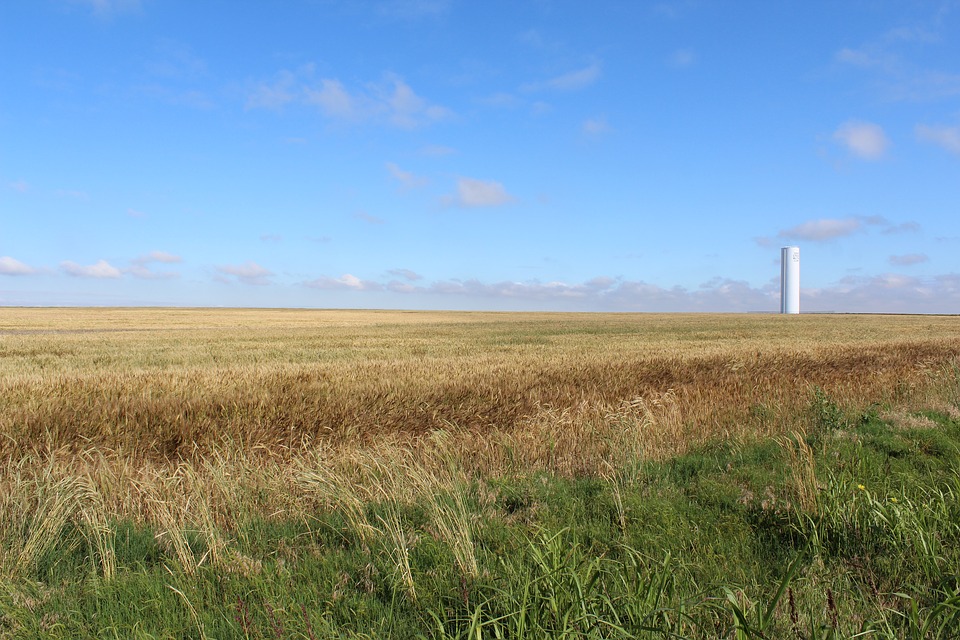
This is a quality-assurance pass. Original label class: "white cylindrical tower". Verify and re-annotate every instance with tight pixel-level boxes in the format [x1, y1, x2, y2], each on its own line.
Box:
[780, 246, 800, 314]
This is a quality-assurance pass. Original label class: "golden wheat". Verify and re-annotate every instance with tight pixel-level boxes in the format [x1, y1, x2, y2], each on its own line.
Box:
[0, 308, 958, 537]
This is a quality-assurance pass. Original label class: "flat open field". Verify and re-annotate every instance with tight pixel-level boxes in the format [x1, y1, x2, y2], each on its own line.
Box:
[3, 308, 959, 462]
[2, 308, 960, 638]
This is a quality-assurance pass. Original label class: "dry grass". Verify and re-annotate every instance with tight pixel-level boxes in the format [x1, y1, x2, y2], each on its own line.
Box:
[1, 308, 959, 537]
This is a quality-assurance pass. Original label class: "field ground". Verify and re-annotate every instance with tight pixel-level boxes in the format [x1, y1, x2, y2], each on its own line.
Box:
[1, 308, 959, 638]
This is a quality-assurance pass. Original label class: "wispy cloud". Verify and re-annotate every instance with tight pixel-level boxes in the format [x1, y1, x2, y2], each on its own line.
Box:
[353, 211, 385, 225]
[668, 48, 697, 68]
[126, 208, 147, 218]
[443, 177, 516, 208]
[215, 261, 274, 286]
[305, 79, 356, 119]
[420, 144, 456, 156]
[386, 162, 428, 189]
[296, 270, 960, 313]
[760, 216, 917, 245]
[246, 69, 299, 110]
[778, 217, 865, 242]
[0, 256, 38, 276]
[582, 116, 612, 136]
[889, 253, 929, 266]
[833, 121, 889, 160]
[375, 0, 451, 19]
[479, 92, 521, 108]
[303, 273, 383, 291]
[882, 221, 921, 235]
[146, 40, 207, 81]
[250, 68, 452, 129]
[61, 259, 122, 278]
[834, 20, 960, 102]
[388, 268, 422, 281]
[126, 251, 182, 279]
[8, 179, 29, 193]
[522, 62, 601, 92]
[916, 123, 960, 154]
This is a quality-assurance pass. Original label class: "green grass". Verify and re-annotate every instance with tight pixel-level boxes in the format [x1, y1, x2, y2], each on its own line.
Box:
[3, 388, 960, 638]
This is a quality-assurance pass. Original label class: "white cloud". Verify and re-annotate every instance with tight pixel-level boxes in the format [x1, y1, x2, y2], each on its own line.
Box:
[778, 217, 864, 241]
[8, 179, 29, 193]
[0, 256, 37, 276]
[296, 268, 960, 313]
[126, 208, 147, 218]
[582, 116, 612, 136]
[248, 65, 453, 127]
[304, 79, 357, 119]
[522, 63, 601, 92]
[374, 275, 776, 312]
[833, 121, 889, 160]
[774, 216, 916, 243]
[61, 259, 122, 278]
[916, 124, 960, 154]
[803, 273, 960, 313]
[386, 162, 428, 189]
[303, 274, 383, 291]
[669, 48, 697, 68]
[215, 261, 274, 286]
[444, 177, 516, 208]
[889, 253, 929, 266]
[380, 73, 452, 128]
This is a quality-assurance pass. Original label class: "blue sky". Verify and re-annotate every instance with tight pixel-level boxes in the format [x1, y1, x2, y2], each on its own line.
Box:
[2, 0, 959, 312]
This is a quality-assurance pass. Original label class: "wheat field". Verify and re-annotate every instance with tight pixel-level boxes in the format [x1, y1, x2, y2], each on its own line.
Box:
[3, 308, 958, 456]
[1, 308, 959, 524]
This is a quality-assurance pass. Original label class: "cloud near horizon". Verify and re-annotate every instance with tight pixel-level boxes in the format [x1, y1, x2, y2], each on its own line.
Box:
[303, 273, 383, 291]
[61, 259, 122, 278]
[127, 251, 183, 279]
[0, 256, 38, 276]
[215, 261, 274, 285]
[295, 271, 960, 313]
